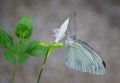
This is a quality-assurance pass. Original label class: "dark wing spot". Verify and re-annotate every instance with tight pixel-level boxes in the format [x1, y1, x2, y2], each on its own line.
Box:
[102, 61, 106, 68]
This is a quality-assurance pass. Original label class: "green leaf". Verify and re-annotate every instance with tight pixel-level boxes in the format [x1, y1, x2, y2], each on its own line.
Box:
[27, 41, 49, 57]
[15, 16, 33, 39]
[16, 53, 29, 65]
[0, 28, 13, 48]
[4, 49, 15, 65]
[4, 44, 29, 66]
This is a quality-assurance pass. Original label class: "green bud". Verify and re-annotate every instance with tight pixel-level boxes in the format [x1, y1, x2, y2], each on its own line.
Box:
[51, 42, 64, 47]
[39, 42, 49, 47]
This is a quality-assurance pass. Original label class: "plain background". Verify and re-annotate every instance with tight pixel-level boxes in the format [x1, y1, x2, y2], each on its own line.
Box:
[0, 0, 120, 83]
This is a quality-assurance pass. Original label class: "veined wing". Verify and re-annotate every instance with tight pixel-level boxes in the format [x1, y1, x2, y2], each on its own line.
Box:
[77, 39, 106, 67]
[64, 39, 105, 75]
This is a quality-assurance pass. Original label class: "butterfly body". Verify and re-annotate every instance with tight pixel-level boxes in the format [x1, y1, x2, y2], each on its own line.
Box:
[64, 36, 106, 75]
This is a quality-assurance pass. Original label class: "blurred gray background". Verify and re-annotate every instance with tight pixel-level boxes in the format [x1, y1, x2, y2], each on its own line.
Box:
[0, 0, 120, 83]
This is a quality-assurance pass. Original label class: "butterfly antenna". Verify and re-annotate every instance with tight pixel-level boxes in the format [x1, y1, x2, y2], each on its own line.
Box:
[68, 23, 72, 35]
[74, 12, 77, 38]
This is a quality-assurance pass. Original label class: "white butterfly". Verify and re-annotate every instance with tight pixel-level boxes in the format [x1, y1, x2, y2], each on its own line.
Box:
[53, 18, 70, 43]
[64, 35, 106, 75]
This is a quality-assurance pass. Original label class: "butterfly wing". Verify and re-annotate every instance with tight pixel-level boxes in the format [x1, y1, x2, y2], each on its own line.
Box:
[64, 39, 105, 75]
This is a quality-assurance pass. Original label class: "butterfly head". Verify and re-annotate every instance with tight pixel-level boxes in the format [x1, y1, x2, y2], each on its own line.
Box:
[71, 35, 77, 40]
[65, 36, 75, 46]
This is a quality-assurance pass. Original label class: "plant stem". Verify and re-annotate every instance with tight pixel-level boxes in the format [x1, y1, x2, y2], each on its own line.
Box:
[37, 49, 49, 83]
[11, 64, 17, 83]
[37, 46, 55, 83]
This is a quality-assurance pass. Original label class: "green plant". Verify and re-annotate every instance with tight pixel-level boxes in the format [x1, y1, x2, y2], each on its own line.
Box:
[0, 16, 64, 83]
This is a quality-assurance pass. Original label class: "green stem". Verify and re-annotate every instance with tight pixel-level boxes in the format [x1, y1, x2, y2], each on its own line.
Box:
[10, 44, 20, 83]
[10, 37, 24, 83]
[11, 62, 17, 83]
[37, 46, 55, 83]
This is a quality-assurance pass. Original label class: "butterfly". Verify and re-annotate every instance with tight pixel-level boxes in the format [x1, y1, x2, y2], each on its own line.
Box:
[64, 35, 106, 75]
[64, 13, 106, 75]
[53, 18, 70, 43]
